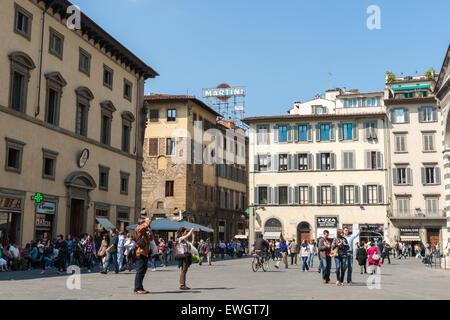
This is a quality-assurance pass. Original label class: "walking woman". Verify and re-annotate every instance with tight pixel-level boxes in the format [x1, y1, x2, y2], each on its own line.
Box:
[65, 234, 74, 269]
[205, 239, 212, 266]
[83, 235, 96, 272]
[300, 240, 310, 271]
[176, 227, 195, 290]
[356, 242, 368, 274]
[124, 233, 136, 271]
[97, 234, 109, 268]
[40, 239, 53, 275]
[367, 242, 381, 275]
[71, 237, 83, 267]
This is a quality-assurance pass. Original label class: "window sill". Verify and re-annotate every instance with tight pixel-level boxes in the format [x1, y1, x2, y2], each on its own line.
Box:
[422, 150, 437, 153]
[5, 167, 21, 174]
[42, 175, 55, 181]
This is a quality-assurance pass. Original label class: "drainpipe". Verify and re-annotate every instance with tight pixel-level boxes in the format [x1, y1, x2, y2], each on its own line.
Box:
[35, 2, 53, 117]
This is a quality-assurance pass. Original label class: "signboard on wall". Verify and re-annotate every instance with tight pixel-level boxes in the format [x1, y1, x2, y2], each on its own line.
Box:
[400, 227, 419, 236]
[316, 216, 338, 239]
[0, 196, 22, 211]
[36, 202, 56, 215]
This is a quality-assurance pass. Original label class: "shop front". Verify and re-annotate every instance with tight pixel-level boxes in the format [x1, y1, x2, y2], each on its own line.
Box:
[34, 201, 57, 241]
[116, 207, 130, 233]
[0, 194, 23, 245]
[359, 224, 384, 244]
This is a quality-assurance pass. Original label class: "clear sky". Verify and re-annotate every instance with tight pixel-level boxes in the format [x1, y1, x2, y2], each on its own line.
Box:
[72, 0, 450, 117]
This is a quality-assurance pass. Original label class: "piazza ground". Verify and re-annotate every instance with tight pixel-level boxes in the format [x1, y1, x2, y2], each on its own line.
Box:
[0, 256, 449, 300]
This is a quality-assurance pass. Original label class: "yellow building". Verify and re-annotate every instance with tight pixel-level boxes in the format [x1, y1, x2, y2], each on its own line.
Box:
[0, 0, 158, 246]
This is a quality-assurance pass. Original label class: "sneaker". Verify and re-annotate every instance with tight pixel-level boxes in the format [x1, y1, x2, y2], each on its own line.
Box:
[336, 281, 341, 286]
[348, 281, 352, 285]
[88, 269, 91, 273]
[152, 268, 156, 272]
[41, 270, 46, 275]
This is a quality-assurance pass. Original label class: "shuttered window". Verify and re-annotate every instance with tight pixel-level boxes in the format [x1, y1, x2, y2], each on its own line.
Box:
[394, 134, 407, 152]
[342, 151, 354, 170]
[397, 198, 409, 217]
[423, 134, 435, 151]
[426, 198, 438, 217]
[149, 138, 158, 156]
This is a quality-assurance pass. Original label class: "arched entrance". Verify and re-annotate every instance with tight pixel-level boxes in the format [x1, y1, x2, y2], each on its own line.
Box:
[65, 171, 96, 237]
[264, 218, 282, 239]
[297, 222, 311, 243]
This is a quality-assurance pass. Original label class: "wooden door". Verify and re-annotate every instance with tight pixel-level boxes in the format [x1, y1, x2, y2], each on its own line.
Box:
[427, 230, 440, 247]
[70, 199, 84, 237]
[300, 231, 310, 243]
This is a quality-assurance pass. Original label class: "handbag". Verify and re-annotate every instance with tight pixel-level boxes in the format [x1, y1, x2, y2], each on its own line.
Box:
[136, 237, 147, 249]
[330, 248, 339, 257]
[372, 248, 380, 261]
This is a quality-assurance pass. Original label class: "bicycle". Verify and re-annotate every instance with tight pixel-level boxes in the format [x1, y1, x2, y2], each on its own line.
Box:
[252, 251, 269, 272]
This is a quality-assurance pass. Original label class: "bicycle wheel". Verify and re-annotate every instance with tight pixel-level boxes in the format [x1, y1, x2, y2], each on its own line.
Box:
[252, 257, 260, 272]
[262, 258, 269, 272]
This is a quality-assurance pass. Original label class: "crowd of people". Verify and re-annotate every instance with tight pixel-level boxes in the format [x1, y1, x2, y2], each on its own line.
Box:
[252, 226, 443, 286]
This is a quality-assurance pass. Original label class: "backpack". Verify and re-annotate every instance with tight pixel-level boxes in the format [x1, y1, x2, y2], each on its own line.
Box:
[173, 240, 190, 260]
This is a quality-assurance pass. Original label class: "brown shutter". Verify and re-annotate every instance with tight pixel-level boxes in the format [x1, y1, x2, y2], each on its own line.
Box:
[149, 138, 158, 156]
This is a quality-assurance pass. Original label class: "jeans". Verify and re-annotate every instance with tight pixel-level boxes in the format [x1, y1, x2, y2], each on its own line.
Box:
[220, 248, 225, 259]
[320, 256, 331, 282]
[134, 255, 149, 292]
[290, 253, 297, 265]
[308, 253, 315, 268]
[302, 256, 309, 271]
[103, 251, 118, 273]
[381, 253, 390, 264]
[150, 256, 160, 269]
[275, 249, 280, 260]
[126, 255, 134, 271]
[346, 253, 353, 282]
[334, 256, 348, 283]
[117, 250, 124, 270]
[84, 253, 94, 270]
[42, 257, 52, 270]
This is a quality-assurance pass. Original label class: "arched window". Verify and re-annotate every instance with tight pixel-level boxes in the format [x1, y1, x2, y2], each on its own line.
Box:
[74, 87, 94, 137]
[264, 218, 282, 233]
[8, 51, 36, 113]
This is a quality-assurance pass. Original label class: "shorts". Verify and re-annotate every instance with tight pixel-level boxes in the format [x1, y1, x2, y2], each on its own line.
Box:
[0, 258, 7, 266]
[207, 252, 211, 259]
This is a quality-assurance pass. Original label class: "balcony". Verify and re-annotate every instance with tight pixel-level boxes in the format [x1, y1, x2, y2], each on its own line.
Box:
[389, 209, 446, 219]
[334, 106, 386, 116]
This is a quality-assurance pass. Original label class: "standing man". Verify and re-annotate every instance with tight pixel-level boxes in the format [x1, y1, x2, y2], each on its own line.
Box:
[289, 238, 298, 265]
[275, 238, 288, 269]
[101, 229, 119, 274]
[117, 231, 126, 272]
[381, 240, 391, 264]
[343, 226, 361, 285]
[134, 218, 153, 294]
[318, 230, 332, 284]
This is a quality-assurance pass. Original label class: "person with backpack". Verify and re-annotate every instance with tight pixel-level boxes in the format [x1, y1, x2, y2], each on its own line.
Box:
[356, 242, 368, 274]
[175, 227, 195, 290]
[318, 230, 332, 284]
[134, 218, 153, 294]
[198, 240, 206, 266]
[368, 242, 381, 275]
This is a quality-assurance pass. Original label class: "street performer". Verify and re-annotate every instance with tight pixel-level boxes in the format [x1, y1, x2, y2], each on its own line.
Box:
[134, 218, 153, 294]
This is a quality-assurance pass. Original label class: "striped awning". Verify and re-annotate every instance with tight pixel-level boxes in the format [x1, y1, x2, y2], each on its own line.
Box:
[391, 85, 430, 91]
[264, 232, 281, 240]
[400, 236, 421, 241]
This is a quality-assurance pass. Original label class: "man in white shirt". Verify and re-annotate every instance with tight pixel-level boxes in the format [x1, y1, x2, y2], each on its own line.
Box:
[343, 226, 362, 285]
[9, 243, 22, 270]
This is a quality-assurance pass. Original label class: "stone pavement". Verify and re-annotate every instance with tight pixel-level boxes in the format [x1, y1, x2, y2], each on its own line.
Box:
[0, 256, 449, 300]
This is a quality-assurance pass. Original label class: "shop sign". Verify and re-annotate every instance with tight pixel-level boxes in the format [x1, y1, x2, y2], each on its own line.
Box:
[36, 202, 56, 214]
[400, 227, 419, 236]
[316, 216, 338, 228]
[36, 218, 51, 228]
[78, 148, 90, 168]
[0, 196, 22, 211]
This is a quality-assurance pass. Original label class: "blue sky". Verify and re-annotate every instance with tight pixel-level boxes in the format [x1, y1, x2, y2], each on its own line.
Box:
[72, 0, 450, 117]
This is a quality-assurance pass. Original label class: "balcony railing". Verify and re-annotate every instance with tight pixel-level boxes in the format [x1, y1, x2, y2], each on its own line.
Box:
[335, 106, 386, 115]
[390, 209, 446, 219]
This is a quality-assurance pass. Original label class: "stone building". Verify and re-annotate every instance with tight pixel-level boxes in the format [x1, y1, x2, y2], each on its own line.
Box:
[143, 94, 248, 242]
[0, 0, 157, 246]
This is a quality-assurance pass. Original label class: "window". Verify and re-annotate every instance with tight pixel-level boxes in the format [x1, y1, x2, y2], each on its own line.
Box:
[278, 186, 288, 205]
[298, 186, 309, 204]
[76, 103, 88, 136]
[79, 48, 91, 76]
[298, 125, 308, 142]
[342, 151, 354, 170]
[367, 97, 378, 107]
[9, 52, 35, 113]
[167, 109, 176, 121]
[422, 167, 440, 185]
[366, 151, 382, 170]
[364, 121, 377, 139]
[279, 154, 288, 171]
[320, 124, 330, 141]
[314, 106, 327, 114]
[124, 79, 132, 101]
[46, 89, 58, 124]
[100, 101, 115, 146]
[278, 125, 288, 142]
[148, 138, 158, 156]
[99, 165, 109, 191]
[320, 153, 331, 171]
[392, 108, 408, 124]
[397, 198, 410, 217]
[120, 172, 130, 195]
[367, 185, 378, 204]
[348, 99, 357, 107]
[11, 72, 25, 112]
[258, 155, 269, 171]
[423, 133, 435, 151]
[342, 123, 353, 140]
[5, 137, 25, 173]
[149, 109, 159, 122]
[257, 125, 269, 144]
[121, 112, 134, 153]
[49, 28, 64, 59]
[14, 4, 32, 40]
[420, 107, 434, 122]
[394, 134, 407, 152]
[259, 187, 268, 205]
[299, 153, 308, 171]
[44, 72, 66, 126]
[343, 185, 355, 204]
[165, 181, 174, 197]
[103, 65, 113, 89]
[426, 198, 438, 217]
[321, 186, 332, 204]
[393, 167, 412, 185]
[166, 138, 175, 155]
[42, 149, 58, 180]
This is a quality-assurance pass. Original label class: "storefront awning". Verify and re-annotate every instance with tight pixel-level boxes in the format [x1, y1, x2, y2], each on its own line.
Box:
[391, 85, 430, 91]
[264, 232, 281, 240]
[234, 235, 248, 239]
[179, 221, 214, 233]
[95, 217, 116, 231]
[400, 236, 421, 241]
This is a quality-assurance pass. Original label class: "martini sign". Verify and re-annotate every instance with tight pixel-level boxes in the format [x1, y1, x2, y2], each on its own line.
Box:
[202, 83, 246, 102]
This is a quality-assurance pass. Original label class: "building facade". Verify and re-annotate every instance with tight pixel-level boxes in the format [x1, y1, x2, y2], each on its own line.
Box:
[436, 44, 450, 256]
[142, 95, 248, 243]
[385, 74, 446, 248]
[0, 0, 157, 246]
[245, 89, 390, 246]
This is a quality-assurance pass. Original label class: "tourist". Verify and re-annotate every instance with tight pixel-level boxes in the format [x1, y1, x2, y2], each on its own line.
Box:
[71, 237, 84, 267]
[425, 243, 432, 266]
[134, 218, 153, 294]
[101, 228, 119, 274]
[198, 240, 206, 266]
[275, 238, 288, 269]
[289, 238, 298, 265]
[275, 239, 281, 261]
[124, 233, 136, 271]
[219, 241, 226, 259]
[300, 240, 310, 271]
[65, 234, 74, 268]
[83, 235, 96, 272]
[381, 241, 391, 264]
[117, 231, 126, 272]
[97, 234, 108, 268]
[206, 239, 212, 266]
[356, 242, 368, 274]
[40, 239, 53, 275]
[308, 240, 316, 269]
[436, 243, 441, 259]
[368, 242, 381, 275]
[54, 235, 68, 273]
[22, 243, 33, 270]
[343, 226, 361, 285]
[332, 230, 350, 286]
[176, 227, 195, 290]
[318, 230, 332, 284]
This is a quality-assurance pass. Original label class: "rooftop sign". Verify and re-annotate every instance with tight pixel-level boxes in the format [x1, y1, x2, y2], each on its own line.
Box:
[202, 83, 246, 102]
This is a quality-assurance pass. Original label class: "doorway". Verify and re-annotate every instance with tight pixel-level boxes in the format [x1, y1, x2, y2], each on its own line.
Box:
[427, 229, 440, 247]
[70, 199, 84, 237]
[297, 222, 311, 243]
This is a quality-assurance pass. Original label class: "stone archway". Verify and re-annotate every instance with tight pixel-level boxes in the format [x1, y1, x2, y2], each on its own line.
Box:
[65, 171, 96, 237]
[297, 222, 311, 243]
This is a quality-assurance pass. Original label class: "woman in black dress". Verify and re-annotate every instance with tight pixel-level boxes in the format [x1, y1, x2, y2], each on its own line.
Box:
[356, 242, 368, 274]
